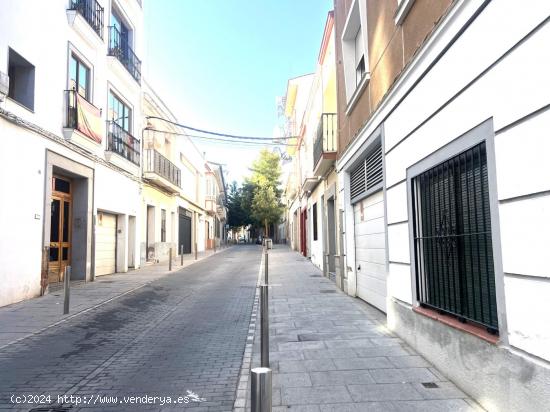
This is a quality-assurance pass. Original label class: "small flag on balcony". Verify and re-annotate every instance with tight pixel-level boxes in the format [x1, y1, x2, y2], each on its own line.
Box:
[77, 94, 103, 143]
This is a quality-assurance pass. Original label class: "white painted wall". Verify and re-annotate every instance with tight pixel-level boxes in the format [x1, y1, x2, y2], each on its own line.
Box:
[335, 3, 550, 408]
[0, 0, 144, 305]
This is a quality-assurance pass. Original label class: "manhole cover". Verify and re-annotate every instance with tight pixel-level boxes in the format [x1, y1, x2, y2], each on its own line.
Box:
[319, 290, 337, 293]
[421, 382, 439, 389]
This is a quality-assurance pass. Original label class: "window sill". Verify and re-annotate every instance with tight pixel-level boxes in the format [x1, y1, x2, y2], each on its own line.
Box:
[6, 96, 34, 113]
[413, 306, 499, 345]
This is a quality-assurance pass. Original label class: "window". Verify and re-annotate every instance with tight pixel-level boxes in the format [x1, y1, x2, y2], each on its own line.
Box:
[7, 48, 35, 110]
[354, 29, 366, 87]
[108, 91, 131, 132]
[412, 142, 498, 333]
[341, 0, 369, 104]
[69, 54, 90, 100]
[161, 209, 166, 242]
[312, 203, 318, 241]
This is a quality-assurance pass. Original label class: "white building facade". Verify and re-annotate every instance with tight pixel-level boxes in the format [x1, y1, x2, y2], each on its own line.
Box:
[336, 1, 550, 410]
[0, 0, 144, 306]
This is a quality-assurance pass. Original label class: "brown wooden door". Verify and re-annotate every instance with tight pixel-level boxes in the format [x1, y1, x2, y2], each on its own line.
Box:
[49, 177, 72, 284]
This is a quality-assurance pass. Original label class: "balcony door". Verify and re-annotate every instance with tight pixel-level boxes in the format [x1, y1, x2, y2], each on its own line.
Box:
[49, 176, 72, 284]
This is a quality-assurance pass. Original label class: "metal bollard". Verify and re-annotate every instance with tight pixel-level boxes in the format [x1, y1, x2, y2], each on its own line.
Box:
[194, 242, 198, 260]
[180, 245, 184, 266]
[251, 367, 272, 412]
[169, 248, 172, 271]
[63, 266, 71, 315]
[264, 252, 269, 284]
[260, 284, 269, 367]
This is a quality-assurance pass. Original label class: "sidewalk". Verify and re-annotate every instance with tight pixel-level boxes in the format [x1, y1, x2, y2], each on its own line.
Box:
[0, 246, 230, 350]
[242, 246, 484, 412]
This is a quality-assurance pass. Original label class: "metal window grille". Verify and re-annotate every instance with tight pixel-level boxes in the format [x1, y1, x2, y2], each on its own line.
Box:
[350, 143, 383, 202]
[412, 142, 498, 333]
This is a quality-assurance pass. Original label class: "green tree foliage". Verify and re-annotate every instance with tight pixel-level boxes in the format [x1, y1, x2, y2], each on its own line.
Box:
[226, 149, 283, 237]
[250, 150, 283, 237]
[227, 181, 246, 229]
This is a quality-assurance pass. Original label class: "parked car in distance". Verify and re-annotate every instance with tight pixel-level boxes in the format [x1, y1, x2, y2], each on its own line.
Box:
[238, 236, 246, 243]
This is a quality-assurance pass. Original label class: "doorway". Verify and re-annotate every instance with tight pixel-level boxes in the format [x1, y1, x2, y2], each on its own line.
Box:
[49, 176, 72, 284]
[327, 197, 337, 278]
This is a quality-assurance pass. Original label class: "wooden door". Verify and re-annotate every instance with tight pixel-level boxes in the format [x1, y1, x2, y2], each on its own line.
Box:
[49, 176, 72, 284]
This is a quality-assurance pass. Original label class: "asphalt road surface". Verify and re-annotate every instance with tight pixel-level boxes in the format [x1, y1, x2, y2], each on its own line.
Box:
[0, 245, 260, 411]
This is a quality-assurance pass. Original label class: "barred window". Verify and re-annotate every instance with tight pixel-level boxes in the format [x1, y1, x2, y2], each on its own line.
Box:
[412, 142, 498, 333]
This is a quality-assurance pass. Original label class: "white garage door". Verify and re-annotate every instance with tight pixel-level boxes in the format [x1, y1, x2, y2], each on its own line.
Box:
[95, 212, 116, 276]
[353, 190, 387, 312]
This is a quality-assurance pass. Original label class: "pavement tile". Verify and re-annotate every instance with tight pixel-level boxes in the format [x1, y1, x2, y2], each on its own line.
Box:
[324, 339, 374, 349]
[278, 341, 326, 351]
[353, 346, 411, 358]
[282, 385, 352, 405]
[279, 359, 337, 373]
[347, 383, 423, 402]
[273, 373, 312, 388]
[310, 370, 374, 386]
[319, 402, 396, 412]
[369, 367, 439, 383]
[412, 381, 468, 400]
[333, 357, 393, 370]
[392, 399, 478, 411]
[388, 355, 432, 368]
[302, 348, 357, 360]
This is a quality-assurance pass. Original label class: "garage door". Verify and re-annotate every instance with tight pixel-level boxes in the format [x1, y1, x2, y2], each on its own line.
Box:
[95, 212, 116, 276]
[353, 190, 387, 312]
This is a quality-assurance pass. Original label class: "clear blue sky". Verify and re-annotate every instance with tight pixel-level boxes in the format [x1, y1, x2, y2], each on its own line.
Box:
[144, 0, 333, 183]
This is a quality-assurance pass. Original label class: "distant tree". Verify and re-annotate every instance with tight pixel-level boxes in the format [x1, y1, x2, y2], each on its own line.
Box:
[227, 181, 246, 229]
[249, 150, 283, 237]
[252, 184, 284, 236]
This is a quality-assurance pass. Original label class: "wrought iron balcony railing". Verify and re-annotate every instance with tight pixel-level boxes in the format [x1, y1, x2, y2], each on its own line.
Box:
[68, 0, 104, 39]
[107, 121, 140, 166]
[108, 26, 141, 83]
[313, 113, 337, 168]
[144, 149, 181, 188]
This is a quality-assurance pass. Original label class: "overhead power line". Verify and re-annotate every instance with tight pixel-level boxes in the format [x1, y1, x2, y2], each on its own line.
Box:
[145, 128, 297, 147]
[146, 116, 295, 141]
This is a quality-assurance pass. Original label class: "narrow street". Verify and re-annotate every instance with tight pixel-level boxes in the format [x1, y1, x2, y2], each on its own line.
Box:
[0, 246, 260, 411]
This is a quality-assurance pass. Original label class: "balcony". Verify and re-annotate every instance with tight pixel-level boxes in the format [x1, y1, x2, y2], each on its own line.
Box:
[67, 0, 104, 40]
[313, 113, 337, 177]
[107, 26, 141, 83]
[63, 90, 103, 151]
[143, 149, 181, 193]
[106, 121, 140, 166]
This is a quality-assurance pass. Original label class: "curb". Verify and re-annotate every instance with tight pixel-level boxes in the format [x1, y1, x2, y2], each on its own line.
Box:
[233, 250, 264, 411]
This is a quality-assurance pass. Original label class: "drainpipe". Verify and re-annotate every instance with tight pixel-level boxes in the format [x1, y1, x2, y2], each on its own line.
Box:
[91, 168, 96, 281]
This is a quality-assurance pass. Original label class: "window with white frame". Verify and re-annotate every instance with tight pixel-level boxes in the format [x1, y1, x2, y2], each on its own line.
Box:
[341, 0, 369, 105]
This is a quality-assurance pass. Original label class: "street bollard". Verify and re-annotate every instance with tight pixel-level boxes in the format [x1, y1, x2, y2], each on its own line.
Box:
[194, 242, 198, 260]
[264, 252, 269, 285]
[169, 248, 172, 271]
[260, 284, 269, 368]
[180, 245, 184, 266]
[63, 266, 71, 315]
[251, 367, 272, 412]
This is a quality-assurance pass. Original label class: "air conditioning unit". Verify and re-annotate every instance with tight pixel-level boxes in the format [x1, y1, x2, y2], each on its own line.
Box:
[0, 71, 8, 102]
